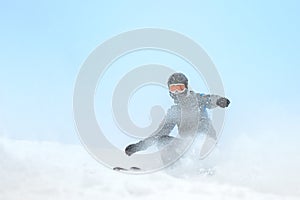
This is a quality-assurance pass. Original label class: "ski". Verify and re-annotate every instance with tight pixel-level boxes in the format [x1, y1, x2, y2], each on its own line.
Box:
[113, 166, 142, 172]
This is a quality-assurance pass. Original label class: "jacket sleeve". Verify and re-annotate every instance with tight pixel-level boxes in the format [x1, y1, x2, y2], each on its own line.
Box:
[197, 94, 222, 109]
[138, 105, 179, 149]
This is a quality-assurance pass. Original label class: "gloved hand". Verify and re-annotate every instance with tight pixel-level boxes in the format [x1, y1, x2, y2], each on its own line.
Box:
[125, 141, 143, 156]
[216, 97, 230, 108]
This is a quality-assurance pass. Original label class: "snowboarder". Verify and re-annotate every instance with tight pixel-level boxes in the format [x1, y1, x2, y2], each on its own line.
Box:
[125, 72, 230, 158]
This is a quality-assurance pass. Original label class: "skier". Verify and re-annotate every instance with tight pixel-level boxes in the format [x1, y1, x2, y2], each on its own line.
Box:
[125, 72, 230, 157]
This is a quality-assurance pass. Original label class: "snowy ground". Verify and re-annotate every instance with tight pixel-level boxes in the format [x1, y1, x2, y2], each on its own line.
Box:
[0, 135, 299, 200]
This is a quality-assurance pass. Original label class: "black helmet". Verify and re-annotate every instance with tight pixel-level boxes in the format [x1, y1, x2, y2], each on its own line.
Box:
[167, 73, 189, 102]
[167, 72, 188, 88]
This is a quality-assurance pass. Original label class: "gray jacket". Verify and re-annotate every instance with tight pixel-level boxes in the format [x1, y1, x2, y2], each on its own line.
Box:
[135, 90, 222, 151]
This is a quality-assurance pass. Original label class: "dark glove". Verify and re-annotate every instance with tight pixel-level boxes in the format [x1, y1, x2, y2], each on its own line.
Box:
[216, 97, 230, 108]
[125, 141, 143, 156]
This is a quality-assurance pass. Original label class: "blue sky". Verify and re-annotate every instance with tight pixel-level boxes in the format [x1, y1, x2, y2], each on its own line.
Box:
[0, 0, 300, 146]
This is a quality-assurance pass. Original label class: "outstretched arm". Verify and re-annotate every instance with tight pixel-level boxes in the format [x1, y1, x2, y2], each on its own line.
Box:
[125, 106, 178, 156]
[198, 94, 230, 109]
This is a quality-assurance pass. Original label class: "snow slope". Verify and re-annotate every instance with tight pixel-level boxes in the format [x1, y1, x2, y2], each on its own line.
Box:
[0, 135, 299, 200]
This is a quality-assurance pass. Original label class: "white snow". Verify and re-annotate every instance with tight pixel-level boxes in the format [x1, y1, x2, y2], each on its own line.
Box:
[0, 135, 299, 200]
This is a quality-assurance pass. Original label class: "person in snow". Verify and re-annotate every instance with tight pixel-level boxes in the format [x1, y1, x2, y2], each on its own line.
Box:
[125, 72, 230, 157]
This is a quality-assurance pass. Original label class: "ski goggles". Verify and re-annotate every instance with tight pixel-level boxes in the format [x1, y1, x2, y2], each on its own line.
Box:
[169, 84, 186, 93]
